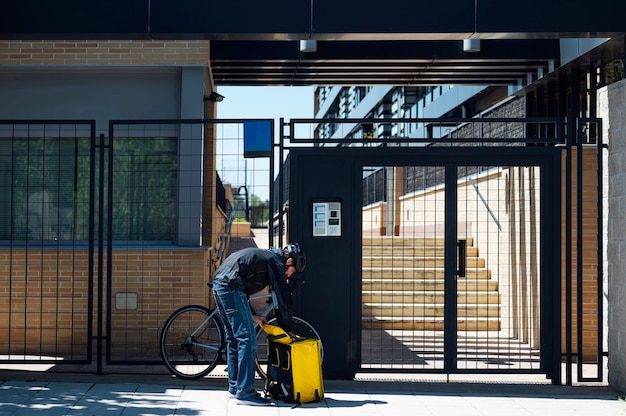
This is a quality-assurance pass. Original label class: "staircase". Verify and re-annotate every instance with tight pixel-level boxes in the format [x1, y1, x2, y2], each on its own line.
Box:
[362, 236, 501, 331]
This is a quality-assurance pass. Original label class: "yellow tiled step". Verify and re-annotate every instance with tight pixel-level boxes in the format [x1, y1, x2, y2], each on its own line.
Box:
[364, 257, 486, 268]
[363, 303, 500, 318]
[362, 291, 500, 304]
[362, 236, 474, 247]
[362, 279, 499, 291]
[362, 268, 492, 280]
[362, 246, 479, 257]
[362, 317, 501, 331]
[361, 235, 500, 332]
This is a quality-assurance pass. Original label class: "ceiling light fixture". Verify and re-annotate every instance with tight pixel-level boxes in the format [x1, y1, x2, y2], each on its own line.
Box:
[463, 38, 481, 53]
[299, 39, 317, 53]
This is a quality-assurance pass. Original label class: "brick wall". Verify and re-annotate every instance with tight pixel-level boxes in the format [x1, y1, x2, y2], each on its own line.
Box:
[561, 148, 601, 360]
[0, 247, 210, 361]
[0, 40, 210, 65]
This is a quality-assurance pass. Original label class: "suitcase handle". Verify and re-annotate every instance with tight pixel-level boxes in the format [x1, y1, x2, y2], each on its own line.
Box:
[270, 347, 291, 371]
[270, 347, 280, 368]
[282, 351, 290, 371]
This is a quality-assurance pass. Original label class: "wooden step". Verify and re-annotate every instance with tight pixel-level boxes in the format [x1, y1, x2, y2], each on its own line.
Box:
[364, 257, 485, 268]
[362, 246, 479, 257]
[362, 268, 492, 280]
[363, 304, 500, 318]
[362, 291, 500, 304]
[362, 316, 501, 331]
[362, 279, 499, 292]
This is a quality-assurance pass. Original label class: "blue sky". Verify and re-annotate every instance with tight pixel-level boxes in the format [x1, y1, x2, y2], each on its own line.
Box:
[216, 86, 315, 120]
[215, 86, 315, 202]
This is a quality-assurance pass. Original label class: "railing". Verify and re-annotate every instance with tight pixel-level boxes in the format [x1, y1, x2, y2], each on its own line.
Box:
[469, 177, 502, 231]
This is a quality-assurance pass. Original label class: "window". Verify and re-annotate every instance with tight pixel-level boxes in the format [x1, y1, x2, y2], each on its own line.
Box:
[0, 136, 91, 242]
[112, 137, 177, 242]
[0, 134, 178, 244]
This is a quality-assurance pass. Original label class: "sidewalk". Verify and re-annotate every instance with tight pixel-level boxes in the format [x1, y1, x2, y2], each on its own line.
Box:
[1, 370, 625, 416]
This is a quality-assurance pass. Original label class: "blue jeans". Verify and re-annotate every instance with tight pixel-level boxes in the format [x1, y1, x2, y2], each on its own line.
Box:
[212, 284, 257, 398]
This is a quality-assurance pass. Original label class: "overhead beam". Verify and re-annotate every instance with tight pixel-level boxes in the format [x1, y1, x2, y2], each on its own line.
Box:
[1, 0, 625, 40]
[210, 39, 561, 61]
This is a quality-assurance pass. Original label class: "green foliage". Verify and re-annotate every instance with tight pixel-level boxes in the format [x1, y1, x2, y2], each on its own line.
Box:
[249, 199, 270, 227]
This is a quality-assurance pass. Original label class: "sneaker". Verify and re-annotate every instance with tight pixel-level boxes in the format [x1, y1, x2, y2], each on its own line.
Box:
[228, 392, 236, 399]
[235, 393, 274, 406]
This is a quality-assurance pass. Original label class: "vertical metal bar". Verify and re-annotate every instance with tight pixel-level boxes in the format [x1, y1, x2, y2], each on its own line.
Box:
[444, 164, 458, 373]
[529, 166, 540, 349]
[566, 71, 580, 385]
[278, 118, 285, 247]
[519, 167, 529, 343]
[596, 119, 604, 380]
[588, 68, 603, 382]
[268, 119, 275, 244]
[576, 117, 605, 383]
[87, 123, 96, 364]
[510, 168, 519, 340]
[565, 113, 574, 386]
[541, 136, 562, 385]
[106, 126, 114, 367]
[576, 118, 584, 383]
[547, 82, 556, 139]
[97, 133, 105, 374]
[7, 127, 14, 361]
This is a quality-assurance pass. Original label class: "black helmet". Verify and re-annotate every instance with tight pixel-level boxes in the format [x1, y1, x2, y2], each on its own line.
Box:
[284, 242, 306, 273]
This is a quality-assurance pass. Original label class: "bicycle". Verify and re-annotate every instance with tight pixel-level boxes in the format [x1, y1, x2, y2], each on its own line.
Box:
[159, 285, 322, 380]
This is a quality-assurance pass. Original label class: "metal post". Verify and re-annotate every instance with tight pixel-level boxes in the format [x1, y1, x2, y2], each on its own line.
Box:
[87, 124, 96, 367]
[97, 133, 105, 374]
[278, 118, 285, 247]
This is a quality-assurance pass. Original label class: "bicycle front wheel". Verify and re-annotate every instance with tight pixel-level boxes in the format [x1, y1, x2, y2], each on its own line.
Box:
[254, 316, 323, 379]
[160, 305, 225, 380]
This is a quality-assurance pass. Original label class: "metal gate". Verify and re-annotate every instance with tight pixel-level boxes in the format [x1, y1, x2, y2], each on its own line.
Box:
[0, 120, 97, 366]
[0, 116, 605, 385]
[0, 118, 274, 372]
[361, 160, 557, 377]
[283, 116, 605, 384]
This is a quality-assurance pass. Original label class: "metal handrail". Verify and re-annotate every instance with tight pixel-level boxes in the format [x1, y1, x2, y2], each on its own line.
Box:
[469, 177, 502, 231]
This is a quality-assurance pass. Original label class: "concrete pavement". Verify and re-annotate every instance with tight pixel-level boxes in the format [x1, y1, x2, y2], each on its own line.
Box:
[1, 370, 625, 416]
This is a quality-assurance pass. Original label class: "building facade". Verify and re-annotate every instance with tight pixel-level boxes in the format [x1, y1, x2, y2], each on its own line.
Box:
[1, 3, 626, 390]
[311, 52, 622, 386]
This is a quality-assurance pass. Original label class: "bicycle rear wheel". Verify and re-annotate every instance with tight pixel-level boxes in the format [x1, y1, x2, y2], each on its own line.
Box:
[160, 305, 225, 380]
[254, 316, 323, 379]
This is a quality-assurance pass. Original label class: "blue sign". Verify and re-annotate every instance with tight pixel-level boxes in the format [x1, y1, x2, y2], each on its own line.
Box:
[243, 121, 271, 158]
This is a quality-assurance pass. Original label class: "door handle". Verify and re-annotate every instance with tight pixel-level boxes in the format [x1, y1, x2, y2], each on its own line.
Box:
[457, 239, 467, 278]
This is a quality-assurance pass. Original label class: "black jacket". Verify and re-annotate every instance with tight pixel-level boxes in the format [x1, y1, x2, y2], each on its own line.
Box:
[212, 247, 292, 330]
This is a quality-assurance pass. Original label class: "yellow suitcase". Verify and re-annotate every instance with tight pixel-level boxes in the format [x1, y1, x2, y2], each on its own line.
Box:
[264, 336, 324, 404]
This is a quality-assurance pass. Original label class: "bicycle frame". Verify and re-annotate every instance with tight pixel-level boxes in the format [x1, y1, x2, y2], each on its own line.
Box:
[185, 290, 277, 351]
[160, 286, 321, 380]
[250, 290, 278, 319]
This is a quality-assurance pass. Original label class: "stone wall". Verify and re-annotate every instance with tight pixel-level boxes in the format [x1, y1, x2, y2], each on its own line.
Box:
[608, 78, 626, 393]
